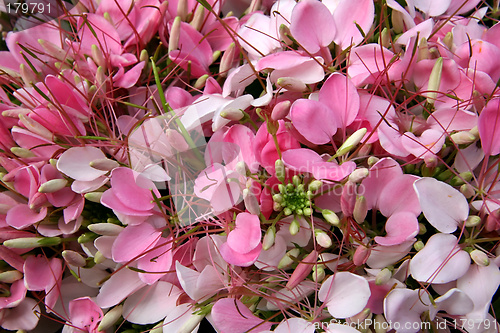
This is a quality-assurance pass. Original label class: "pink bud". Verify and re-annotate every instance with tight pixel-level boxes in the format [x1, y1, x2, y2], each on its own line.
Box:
[276, 77, 307, 92]
[353, 245, 370, 266]
[165, 129, 189, 152]
[271, 100, 291, 121]
[286, 250, 318, 289]
[219, 43, 236, 77]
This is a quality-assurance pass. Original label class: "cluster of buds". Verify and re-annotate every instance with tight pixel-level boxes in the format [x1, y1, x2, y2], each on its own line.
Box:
[272, 175, 318, 216]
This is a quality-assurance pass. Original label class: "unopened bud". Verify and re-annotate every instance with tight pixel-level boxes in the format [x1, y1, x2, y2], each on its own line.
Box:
[353, 245, 370, 266]
[470, 249, 490, 266]
[379, 27, 391, 48]
[194, 74, 209, 89]
[19, 64, 36, 86]
[335, 128, 367, 158]
[140, 49, 149, 63]
[220, 108, 244, 121]
[308, 180, 323, 192]
[312, 265, 325, 282]
[286, 250, 317, 289]
[275, 159, 286, 182]
[78, 232, 98, 244]
[178, 313, 205, 333]
[414, 240, 425, 252]
[0, 270, 23, 283]
[10, 147, 36, 158]
[460, 184, 475, 198]
[289, 218, 300, 235]
[91, 44, 106, 69]
[375, 268, 392, 285]
[418, 37, 430, 61]
[450, 131, 476, 145]
[349, 308, 372, 326]
[89, 158, 119, 171]
[262, 226, 276, 251]
[84, 192, 103, 203]
[177, 0, 188, 21]
[278, 248, 300, 269]
[391, 11, 405, 33]
[190, 5, 205, 31]
[94, 251, 107, 264]
[443, 31, 453, 50]
[38, 178, 68, 193]
[168, 16, 182, 53]
[3, 237, 61, 248]
[279, 24, 293, 45]
[276, 77, 307, 92]
[98, 305, 123, 331]
[219, 43, 236, 77]
[243, 188, 261, 215]
[465, 215, 481, 228]
[322, 209, 340, 226]
[19, 114, 53, 140]
[450, 171, 472, 186]
[426, 57, 443, 104]
[88, 223, 124, 236]
[353, 195, 368, 223]
[418, 223, 427, 235]
[349, 168, 369, 183]
[314, 229, 332, 248]
[62, 250, 87, 267]
[271, 100, 291, 121]
[367, 156, 380, 167]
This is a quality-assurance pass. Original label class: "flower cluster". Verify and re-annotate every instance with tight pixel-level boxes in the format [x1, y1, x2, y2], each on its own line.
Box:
[0, 0, 499, 332]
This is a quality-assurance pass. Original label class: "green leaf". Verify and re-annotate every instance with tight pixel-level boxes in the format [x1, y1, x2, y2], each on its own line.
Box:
[195, 0, 212, 11]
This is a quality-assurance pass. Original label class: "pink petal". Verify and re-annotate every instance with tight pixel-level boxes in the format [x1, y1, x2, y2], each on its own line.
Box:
[211, 298, 273, 333]
[374, 212, 419, 246]
[111, 223, 162, 263]
[360, 158, 403, 210]
[318, 272, 371, 318]
[290, 99, 337, 145]
[414, 0, 451, 16]
[57, 147, 108, 182]
[478, 97, 500, 156]
[162, 303, 201, 332]
[366, 241, 415, 269]
[122, 281, 182, 324]
[409, 233, 470, 284]
[109, 168, 155, 210]
[333, 0, 375, 49]
[319, 73, 360, 128]
[384, 288, 431, 333]
[290, 0, 335, 54]
[220, 242, 262, 267]
[413, 177, 469, 233]
[176, 262, 223, 301]
[137, 236, 173, 285]
[0, 298, 40, 331]
[378, 175, 421, 217]
[96, 269, 145, 308]
[400, 129, 445, 159]
[6, 205, 47, 229]
[68, 297, 103, 331]
[227, 213, 262, 254]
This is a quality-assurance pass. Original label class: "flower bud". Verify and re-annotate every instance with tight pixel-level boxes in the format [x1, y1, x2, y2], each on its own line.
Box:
[243, 188, 261, 215]
[322, 209, 340, 226]
[418, 37, 430, 61]
[465, 215, 481, 228]
[353, 245, 370, 266]
[374, 314, 388, 333]
[470, 249, 489, 266]
[312, 265, 325, 282]
[353, 195, 368, 224]
[165, 129, 189, 152]
[425, 57, 443, 104]
[219, 43, 236, 77]
[414, 240, 425, 252]
[3, 237, 61, 248]
[443, 31, 453, 50]
[418, 223, 427, 235]
[289, 218, 300, 235]
[314, 229, 332, 248]
[450, 131, 476, 145]
[177, 0, 188, 21]
[279, 24, 293, 45]
[379, 27, 391, 48]
[18, 114, 53, 140]
[335, 128, 367, 158]
[10, 147, 36, 158]
[262, 226, 276, 251]
[19, 64, 36, 86]
[98, 305, 123, 331]
[84, 192, 103, 203]
[168, 16, 182, 53]
[375, 268, 392, 285]
[367, 156, 379, 167]
[286, 250, 318, 289]
[190, 4, 205, 31]
[308, 180, 322, 192]
[94, 251, 107, 264]
[62, 250, 87, 267]
[220, 108, 244, 121]
[38, 178, 68, 193]
[349, 168, 369, 183]
[78, 232, 98, 244]
[460, 184, 475, 198]
[89, 158, 119, 171]
[278, 248, 300, 269]
[276, 77, 307, 92]
[275, 159, 286, 182]
[450, 171, 472, 186]
[91, 44, 106, 69]
[271, 100, 291, 121]
[88, 223, 124, 236]
[194, 74, 209, 89]
[178, 313, 205, 333]
[0, 270, 23, 283]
